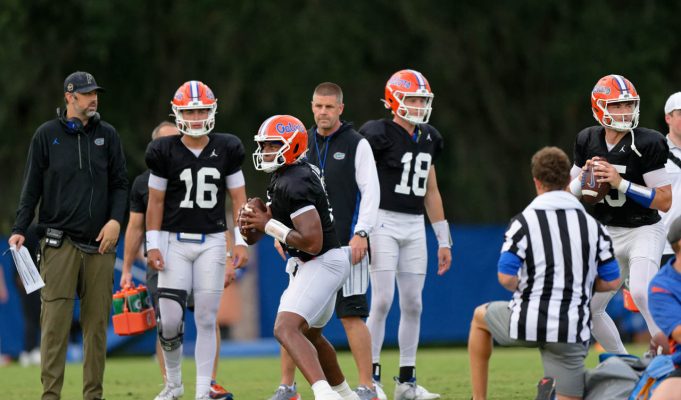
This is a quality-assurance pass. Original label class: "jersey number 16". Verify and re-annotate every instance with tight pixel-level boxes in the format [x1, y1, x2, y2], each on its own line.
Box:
[179, 167, 220, 209]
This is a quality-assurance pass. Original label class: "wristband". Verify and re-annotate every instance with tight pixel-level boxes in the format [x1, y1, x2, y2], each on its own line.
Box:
[569, 177, 582, 197]
[265, 219, 292, 244]
[619, 179, 655, 208]
[233, 226, 247, 247]
[432, 220, 452, 248]
[146, 230, 160, 250]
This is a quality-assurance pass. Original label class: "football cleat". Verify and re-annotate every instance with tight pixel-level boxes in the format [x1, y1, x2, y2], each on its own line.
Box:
[393, 377, 440, 400]
[209, 381, 234, 399]
[535, 377, 556, 400]
[268, 383, 302, 400]
[354, 385, 379, 400]
[372, 380, 387, 400]
[154, 382, 184, 400]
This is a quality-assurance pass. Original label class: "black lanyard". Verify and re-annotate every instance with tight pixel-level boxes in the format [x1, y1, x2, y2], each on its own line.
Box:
[313, 132, 330, 178]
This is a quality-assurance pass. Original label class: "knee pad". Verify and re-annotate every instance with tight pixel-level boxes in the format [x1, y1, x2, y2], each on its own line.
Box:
[157, 288, 187, 351]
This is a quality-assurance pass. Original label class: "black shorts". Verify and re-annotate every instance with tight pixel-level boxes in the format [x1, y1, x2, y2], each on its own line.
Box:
[335, 289, 369, 319]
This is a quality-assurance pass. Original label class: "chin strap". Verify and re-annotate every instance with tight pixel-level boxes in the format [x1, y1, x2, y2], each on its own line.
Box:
[630, 128, 642, 157]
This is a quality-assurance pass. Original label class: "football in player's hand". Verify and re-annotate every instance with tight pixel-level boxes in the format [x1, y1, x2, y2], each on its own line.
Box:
[581, 157, 611, 204]
[238, 197, 267, 245]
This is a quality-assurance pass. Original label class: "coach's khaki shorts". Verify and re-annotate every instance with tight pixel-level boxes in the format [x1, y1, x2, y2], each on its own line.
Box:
[485, 301, 588, 398]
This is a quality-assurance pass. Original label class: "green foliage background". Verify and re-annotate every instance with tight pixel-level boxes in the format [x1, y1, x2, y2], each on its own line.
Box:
[1, 1, 680, 230]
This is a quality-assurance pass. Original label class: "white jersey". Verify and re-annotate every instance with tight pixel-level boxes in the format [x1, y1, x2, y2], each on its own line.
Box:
[659, 135, 681, 255]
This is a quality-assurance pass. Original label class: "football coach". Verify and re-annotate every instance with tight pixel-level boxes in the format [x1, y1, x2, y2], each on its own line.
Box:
[8, 71, 128, 400]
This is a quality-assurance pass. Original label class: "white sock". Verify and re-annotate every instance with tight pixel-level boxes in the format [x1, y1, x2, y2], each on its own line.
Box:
[332, 380, 354, 397]
[164, 346, 183, 385]
[196, 375, 211, 397]
[312, 380, 335, 396]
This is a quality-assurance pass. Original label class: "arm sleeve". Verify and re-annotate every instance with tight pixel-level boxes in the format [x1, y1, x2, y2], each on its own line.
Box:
[107, 129, 129, 224]
[129, 175, 146, 213]
[224, 135, 246, 176]
[498, 251, 523, 275]
[649, 282, 681, 338]
[424, 125, 445, 162]
[353, 139, 380, 234]
[145, 140, 167, 178]
[359, 120, 391, 157]
[573, 129, 589, 168]
[12, 130, 47, 235]
[597, 259, 620, 282]
[641, 133, 669, 174]
[596, 223, 616, 265]
[500, 216, 528, 261]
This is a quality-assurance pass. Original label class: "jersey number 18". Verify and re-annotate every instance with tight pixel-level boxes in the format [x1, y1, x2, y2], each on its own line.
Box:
[394, 152, 432, 196]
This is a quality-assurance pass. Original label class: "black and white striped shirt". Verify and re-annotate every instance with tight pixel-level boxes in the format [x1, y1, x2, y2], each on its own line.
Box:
[501, 191, 616, 343]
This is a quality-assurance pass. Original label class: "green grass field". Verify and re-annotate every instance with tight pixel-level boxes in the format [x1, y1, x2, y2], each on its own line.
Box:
[0, 345, 648, 399]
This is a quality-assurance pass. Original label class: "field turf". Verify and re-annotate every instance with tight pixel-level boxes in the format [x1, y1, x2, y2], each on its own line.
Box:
[0, 345, 648, 399]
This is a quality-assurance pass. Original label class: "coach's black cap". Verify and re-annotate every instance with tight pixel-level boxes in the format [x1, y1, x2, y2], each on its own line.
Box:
[64, 71, 105, 93]
[667, 216, 681, 244]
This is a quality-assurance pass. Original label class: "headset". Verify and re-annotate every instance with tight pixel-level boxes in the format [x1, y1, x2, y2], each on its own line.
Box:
[56, 107, 100, 134]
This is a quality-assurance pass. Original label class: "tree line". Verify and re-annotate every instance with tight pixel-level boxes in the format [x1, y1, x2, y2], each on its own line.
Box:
[1, 0, 680, 231]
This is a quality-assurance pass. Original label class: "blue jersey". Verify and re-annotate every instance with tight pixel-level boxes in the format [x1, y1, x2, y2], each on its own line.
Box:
[649, 258, 681, 365]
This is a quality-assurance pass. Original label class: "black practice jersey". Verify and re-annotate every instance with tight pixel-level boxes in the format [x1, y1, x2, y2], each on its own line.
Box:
[573, 126, 668, 227]
[145, 133, 245, 233]
[267, 161, 340, 262]
[359, 119, 444, 215]
[130, 170, 150, 213]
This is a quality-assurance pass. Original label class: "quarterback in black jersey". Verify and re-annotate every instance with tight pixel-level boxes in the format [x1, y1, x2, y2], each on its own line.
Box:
[570, 74, 671, 355]
[359, 69, 450, 398]
[145, 81, 247, 400]
[240, 115, 353, 400]
[120, 121, 235, 399]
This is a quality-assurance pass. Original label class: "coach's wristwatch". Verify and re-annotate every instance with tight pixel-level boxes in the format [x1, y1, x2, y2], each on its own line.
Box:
[354, 230, 368, 238]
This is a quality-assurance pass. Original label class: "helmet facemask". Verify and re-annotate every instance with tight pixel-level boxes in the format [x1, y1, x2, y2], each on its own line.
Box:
[253, 138, 289, 173]
[385, 89, 434, 125]
[593, 98, 640, 132]
[172, 104, 217, 137]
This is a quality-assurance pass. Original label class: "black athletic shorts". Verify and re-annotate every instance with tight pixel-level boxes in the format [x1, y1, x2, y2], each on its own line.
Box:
[335, 288, 369, 319]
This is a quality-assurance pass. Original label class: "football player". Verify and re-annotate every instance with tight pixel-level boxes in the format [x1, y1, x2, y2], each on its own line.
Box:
[360, 69, 452, 400]
[120, 121, 237, 399]
[145, 81, 249, 400]
[239, 115, 356, 400]
[570, 74, 671, 355]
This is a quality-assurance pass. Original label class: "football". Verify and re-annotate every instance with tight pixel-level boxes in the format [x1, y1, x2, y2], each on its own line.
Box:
[238, 197, 267, 245]
[581, 157, 611, 204]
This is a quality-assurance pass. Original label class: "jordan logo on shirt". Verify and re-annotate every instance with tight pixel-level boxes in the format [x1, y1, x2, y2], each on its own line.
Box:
[209, 149, 218, 158]
[427, 133, 432, 141]
[620, 145, 627, 152]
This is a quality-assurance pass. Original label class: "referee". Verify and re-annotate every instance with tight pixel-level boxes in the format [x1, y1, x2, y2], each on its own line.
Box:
[467, 147, 621, 400]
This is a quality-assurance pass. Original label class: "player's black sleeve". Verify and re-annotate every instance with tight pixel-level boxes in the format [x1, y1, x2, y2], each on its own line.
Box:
[222, 134, 246, 176]
[280, 171, 318, 215]
[145, 139, 167, 178]
[129, 174, 147, 213]
[423, 124, 445, 162]
[640, 130, 669, 174]
[573, 128, 592, 168]
[359, 120, 391, 155]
